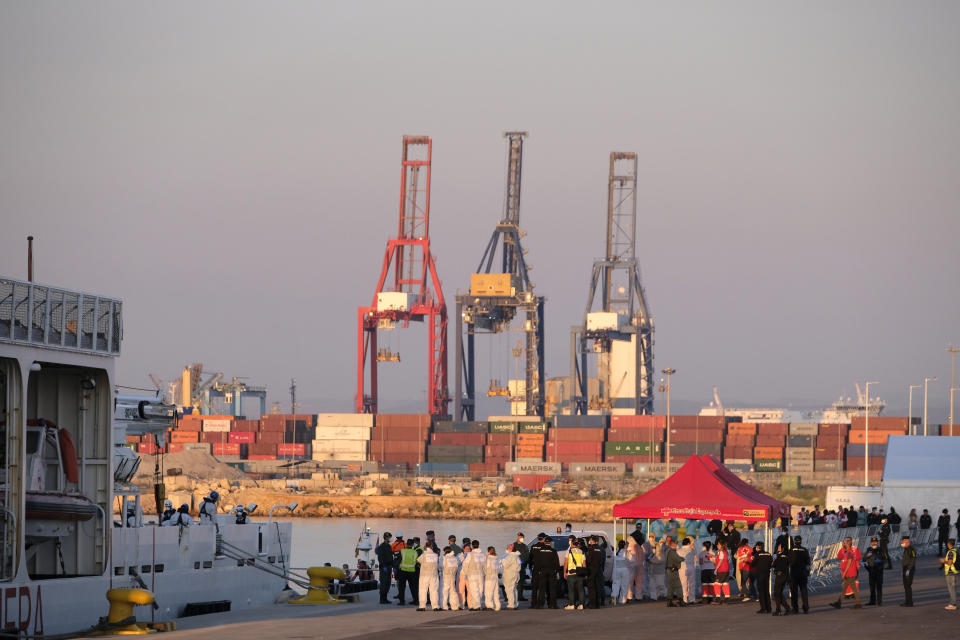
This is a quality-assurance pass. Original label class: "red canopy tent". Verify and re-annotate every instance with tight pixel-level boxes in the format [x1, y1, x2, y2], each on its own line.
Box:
[700, 455, 791, 521]
[613, 455, 788, 523]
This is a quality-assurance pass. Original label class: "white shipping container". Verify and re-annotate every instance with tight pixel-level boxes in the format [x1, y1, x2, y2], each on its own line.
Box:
[311, 440, 369, 455]
[788, 423, 819, 435]
[315, 413, 375, 428]
[202, 419, 231, 432]
[313, 426, 372, 441]
[312, 451, 370, 461]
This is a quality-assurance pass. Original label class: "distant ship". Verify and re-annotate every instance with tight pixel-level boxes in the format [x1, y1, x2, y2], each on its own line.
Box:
[699, 383, 885, 424]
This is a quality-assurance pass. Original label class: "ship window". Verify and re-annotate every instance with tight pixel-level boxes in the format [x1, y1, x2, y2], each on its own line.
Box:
[141, 565, 151, 574]
[236, 560, 244, 567]
[202, 561, 213, 569]
[154, 564, 164, 573]
[267, 555, 276, 563]
[115, 567, 125, 576]
[128, 566, 136, 575]
[194, 562, 200, 570]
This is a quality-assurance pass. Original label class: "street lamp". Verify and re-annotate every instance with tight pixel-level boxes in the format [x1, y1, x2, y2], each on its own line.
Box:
[908, 385, 920, 436]
[923, 377, 937, 436]
[949, 343, 959, 428]
[662, 368, 676, 474]
[950, 387, 960, 437]
[864, 381, 878, 487]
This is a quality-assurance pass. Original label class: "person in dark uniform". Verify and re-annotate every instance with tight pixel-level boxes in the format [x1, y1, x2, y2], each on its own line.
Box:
[772, 543, 790, 615]
[630, 521, 645, 546]
[752, 542, 773, 614]
[586, 536, 605, 608]
[531, 536, 559, 608]
[920, 509, 932, 530]
[863, 537, 885, 606]
[774, 526, 791, 556]
[665, 538, 685, 607]
[938, 509, 952, 555]
[788, 535, 811, 614]
[513, 533, 529, 601]
[900, 536, 917, 607]
[878, 518, 892, 570]
[376, 532, 395, 604]
[528, 533, 546, 608]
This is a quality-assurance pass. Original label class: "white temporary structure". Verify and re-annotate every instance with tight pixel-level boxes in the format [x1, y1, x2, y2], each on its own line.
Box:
[880, 435, 960, 516]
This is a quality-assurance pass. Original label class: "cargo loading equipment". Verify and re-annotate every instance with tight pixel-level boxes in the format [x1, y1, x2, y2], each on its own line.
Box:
[455, 132, 545, 420]
[572, 152, 654, 415]
[356, 136, 450, 417]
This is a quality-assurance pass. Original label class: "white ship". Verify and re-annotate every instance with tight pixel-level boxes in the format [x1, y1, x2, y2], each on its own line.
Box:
[0, 276, 293, 636]
[699, 384, 885, 424]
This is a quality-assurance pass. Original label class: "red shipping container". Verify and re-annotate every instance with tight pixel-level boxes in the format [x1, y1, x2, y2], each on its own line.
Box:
[512, 475, 553, 491]
[668, 428, 723, 443]
[375, 414, 431, 429]
[178, 419, 201, 432]
[370, 452, 422, 464]
[431, 432, 486, 446]
[845, 456, 884, 471]
[850, 416, 912, 430]
[757, 423, 789, 436]
[607, 427, 665, 442]
[485, 456, 510, 466]
[814, 447, 844, 460]
[369, 440, 426, 455]
[546, 442, 603, 455]
[371, 426, 429, 441]
[485, 445, 512, 458]
[247, 454, 277, 461]
[200, 431, 229, 444]
[468, 463, 500, 475]
[755, 434, 786, 447]
[486, 433, 514, 445]
[232, 419, 259, 432]
[125, 435, 139, 444]
[610, 415, 666, 429]
[818, 424, 849, 436]
[667, 415, 725, 429]
[278, 443, 306, 456]
[816, 435, 846, 448]
[547, 428, 606, 442]
[212, 442, 242, 456]
[845, 469, 882, 482]
[257, 431, 286, 444]
[229, 431, 256, 444]
[137, 442, 158, 455]
[725, 434, 756, 446]
[168, 443, 185, 453]
[248, 442, 277, 456]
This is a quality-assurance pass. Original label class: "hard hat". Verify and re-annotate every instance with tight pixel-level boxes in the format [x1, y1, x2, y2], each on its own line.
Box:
[164, 499, 173, 508]
[209, 490, 219, 501]
[395, 530, 404, 537]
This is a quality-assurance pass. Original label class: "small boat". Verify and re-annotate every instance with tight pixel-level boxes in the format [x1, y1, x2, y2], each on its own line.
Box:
[24, 491, 99, 522]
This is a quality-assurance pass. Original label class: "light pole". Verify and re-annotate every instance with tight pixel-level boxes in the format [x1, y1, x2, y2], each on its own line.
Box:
[662, 368, 676, 475]
[923, 377, 936, 436]
[908, 385, 920, 436]
[948, 343, 959, 428]
[864, 381, 878, 487]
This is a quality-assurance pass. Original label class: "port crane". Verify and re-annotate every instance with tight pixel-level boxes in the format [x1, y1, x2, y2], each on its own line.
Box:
[356, 136, 450, 417]
[571, 152, 654, 414]
[455, 132, 545, 419]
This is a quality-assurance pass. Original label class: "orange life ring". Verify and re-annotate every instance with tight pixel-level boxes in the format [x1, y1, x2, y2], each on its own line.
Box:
[58, 428, 80, 484]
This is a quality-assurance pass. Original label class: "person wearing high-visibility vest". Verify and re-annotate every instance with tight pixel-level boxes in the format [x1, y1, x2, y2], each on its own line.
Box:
[563, 537, 587, 609]
[396, 539, 419, 606]
[939, 538, 957, 611]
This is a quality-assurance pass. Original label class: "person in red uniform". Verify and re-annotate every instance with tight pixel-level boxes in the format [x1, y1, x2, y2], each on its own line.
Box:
[830, 537, 862, 609]
[713, 540, 732, 603]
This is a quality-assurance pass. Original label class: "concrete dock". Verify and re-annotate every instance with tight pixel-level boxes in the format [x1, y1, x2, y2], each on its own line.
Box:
[167, 556, 958, 639]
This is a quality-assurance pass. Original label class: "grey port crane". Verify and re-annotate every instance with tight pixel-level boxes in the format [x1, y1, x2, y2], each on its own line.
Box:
[455, 131, 546, 419]
[571, 152, 654, 414]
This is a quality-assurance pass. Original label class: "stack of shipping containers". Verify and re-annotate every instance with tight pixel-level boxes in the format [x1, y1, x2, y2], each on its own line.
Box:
[785, 423, 817, 473]
[369, 414, 430, 471]
[605, 415, 664, 465]
[815, 423, 847, 472]
[724, 421, 756, 468]
[428, 421, 487, 472]
[484, 420, 516, 473]
[514, 417, 548, 462]
[754, 422, 787, 472]
[667, 415, 725, 465]
[312, 413, 372, 461]
[846, 416, 911, 481]
[547, 415, 606, 465]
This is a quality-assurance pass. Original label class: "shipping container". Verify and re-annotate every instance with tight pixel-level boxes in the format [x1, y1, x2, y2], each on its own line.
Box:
[607, 427, 665, 442]
[232, 419, 259, 432]
[427, 455, 483, 464]
[488, 421, 518, 434]
[610, 414, 666, 429]
[788, 423, 819, 436]
[667, 428, 724, 443]
[512, 475, 554, 492]
[604, 442, 662, 456]
[248, 442, 278, 456]
[787, 435, 814, 447]
[227, 431, 256, 444]
[212, 442, 242, 457]
[427, 444, 484, 457]
[845, 456, 885, 471]
[256, 431, 286, 444]
[468, 463, 501, 475]
[814, 447, 844, 460]
[668, 441, 722, 457]
[486, 433, 515, 445]
[667, 416, 725, 429]
[370, 426, 429, 441]
[515, 445, 545, 458]
[278, 443, 307, 456]
[315, 413, 374, 428]
[722, 458, 753, 466]
[545, 442, 603, 455]
[785, 447, 814, 459]
[785, 460, 814, 472]
[431, 432, 486, 446]
[757, 423, 789, 436]
[816, 435, 846, 449]
[169, 431, 200, 444]
[167, 443, 185, 453]
[725, 434, 756, 447]
[554, 414, 607, 429]
[484, 445, 512, 458]
[755, 434, 786, 447]
[177, 417, 201, 432]
[313, 426, 372, 441]
[723, 446, 753, 460]
[183, 443, 211, 454]
[516, 433, 546, 445]
[755, 458, 783, 472]
[547, 428, 606, 442]
[517, 422, 549, 434]
[850, 416, 915, 430]
[247, 454, 278, 461]
[137, 442, 158, 455]
[606, 454, 663, 465]
[416, 462, 470, 474]
[727, 423, 758, 435]
[200, 431, 229, 444]
[753, 446, 784, 460]
[375, 414, 432, 429]
[370, 440, 426, 455]
[432, 421, 488, 434]
[848, 430, 903, 445]
[818, 423, 849, 436]
[814, 459, 843, 472]
[846, 443, 887, 458]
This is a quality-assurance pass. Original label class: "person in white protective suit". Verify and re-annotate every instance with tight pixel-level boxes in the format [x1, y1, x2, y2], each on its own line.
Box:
[416, 544, 441, 611]
[441, 546, 461, 610]
[611, 539, 633, 605]
[677, 537, 698, 604]
[483, 546, 502, 611]
[458, 539, 472, 607]
[645, 535, 667, 600]
[464, 540, 485, 610]
[500, 543, 522, 610]
[627, 535, 645, 601]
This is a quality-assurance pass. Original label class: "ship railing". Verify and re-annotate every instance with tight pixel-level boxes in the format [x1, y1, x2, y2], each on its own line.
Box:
[0, 277, 122, 355]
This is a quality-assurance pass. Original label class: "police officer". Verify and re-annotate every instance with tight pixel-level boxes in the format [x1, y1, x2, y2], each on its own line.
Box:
[863, 537, 885, 606]
[901, 536, 917, 607]
[376, 532, 395, 605]
[939, 509, 952, 555]
[586, 536, 605, 609]
[772, 543, 790, 615]
[878, 518, 892, 570]
[160, 499, 176, 524]
[788, 535, 811, 614]
[514, 532, 529, 600]
[531, 536, 559, 609]
[528, 533, 546, 607]
[752, 542, 773, 614]
[665, 538, 685, 607]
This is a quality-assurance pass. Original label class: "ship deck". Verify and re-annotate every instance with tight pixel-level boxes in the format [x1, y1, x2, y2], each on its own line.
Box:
[166, 555, 957, 640]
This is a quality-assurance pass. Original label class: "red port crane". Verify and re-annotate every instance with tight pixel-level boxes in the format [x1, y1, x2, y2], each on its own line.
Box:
[356, 136, 449, 417]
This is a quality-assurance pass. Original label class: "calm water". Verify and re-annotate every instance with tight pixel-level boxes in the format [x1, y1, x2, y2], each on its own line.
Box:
[285, 518, 612, 569]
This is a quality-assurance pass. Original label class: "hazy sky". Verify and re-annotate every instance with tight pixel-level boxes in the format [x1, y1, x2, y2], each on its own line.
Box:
[2, 1, 958, 419]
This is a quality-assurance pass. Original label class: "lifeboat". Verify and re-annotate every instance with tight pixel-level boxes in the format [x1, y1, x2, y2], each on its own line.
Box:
[25, 491, 99, 521]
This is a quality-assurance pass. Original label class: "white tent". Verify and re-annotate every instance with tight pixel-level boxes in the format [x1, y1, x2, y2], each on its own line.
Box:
[880, 436, 960, 517]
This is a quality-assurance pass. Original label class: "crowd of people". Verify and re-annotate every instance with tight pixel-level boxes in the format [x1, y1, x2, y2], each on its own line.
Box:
[367, 508, 959, 614]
